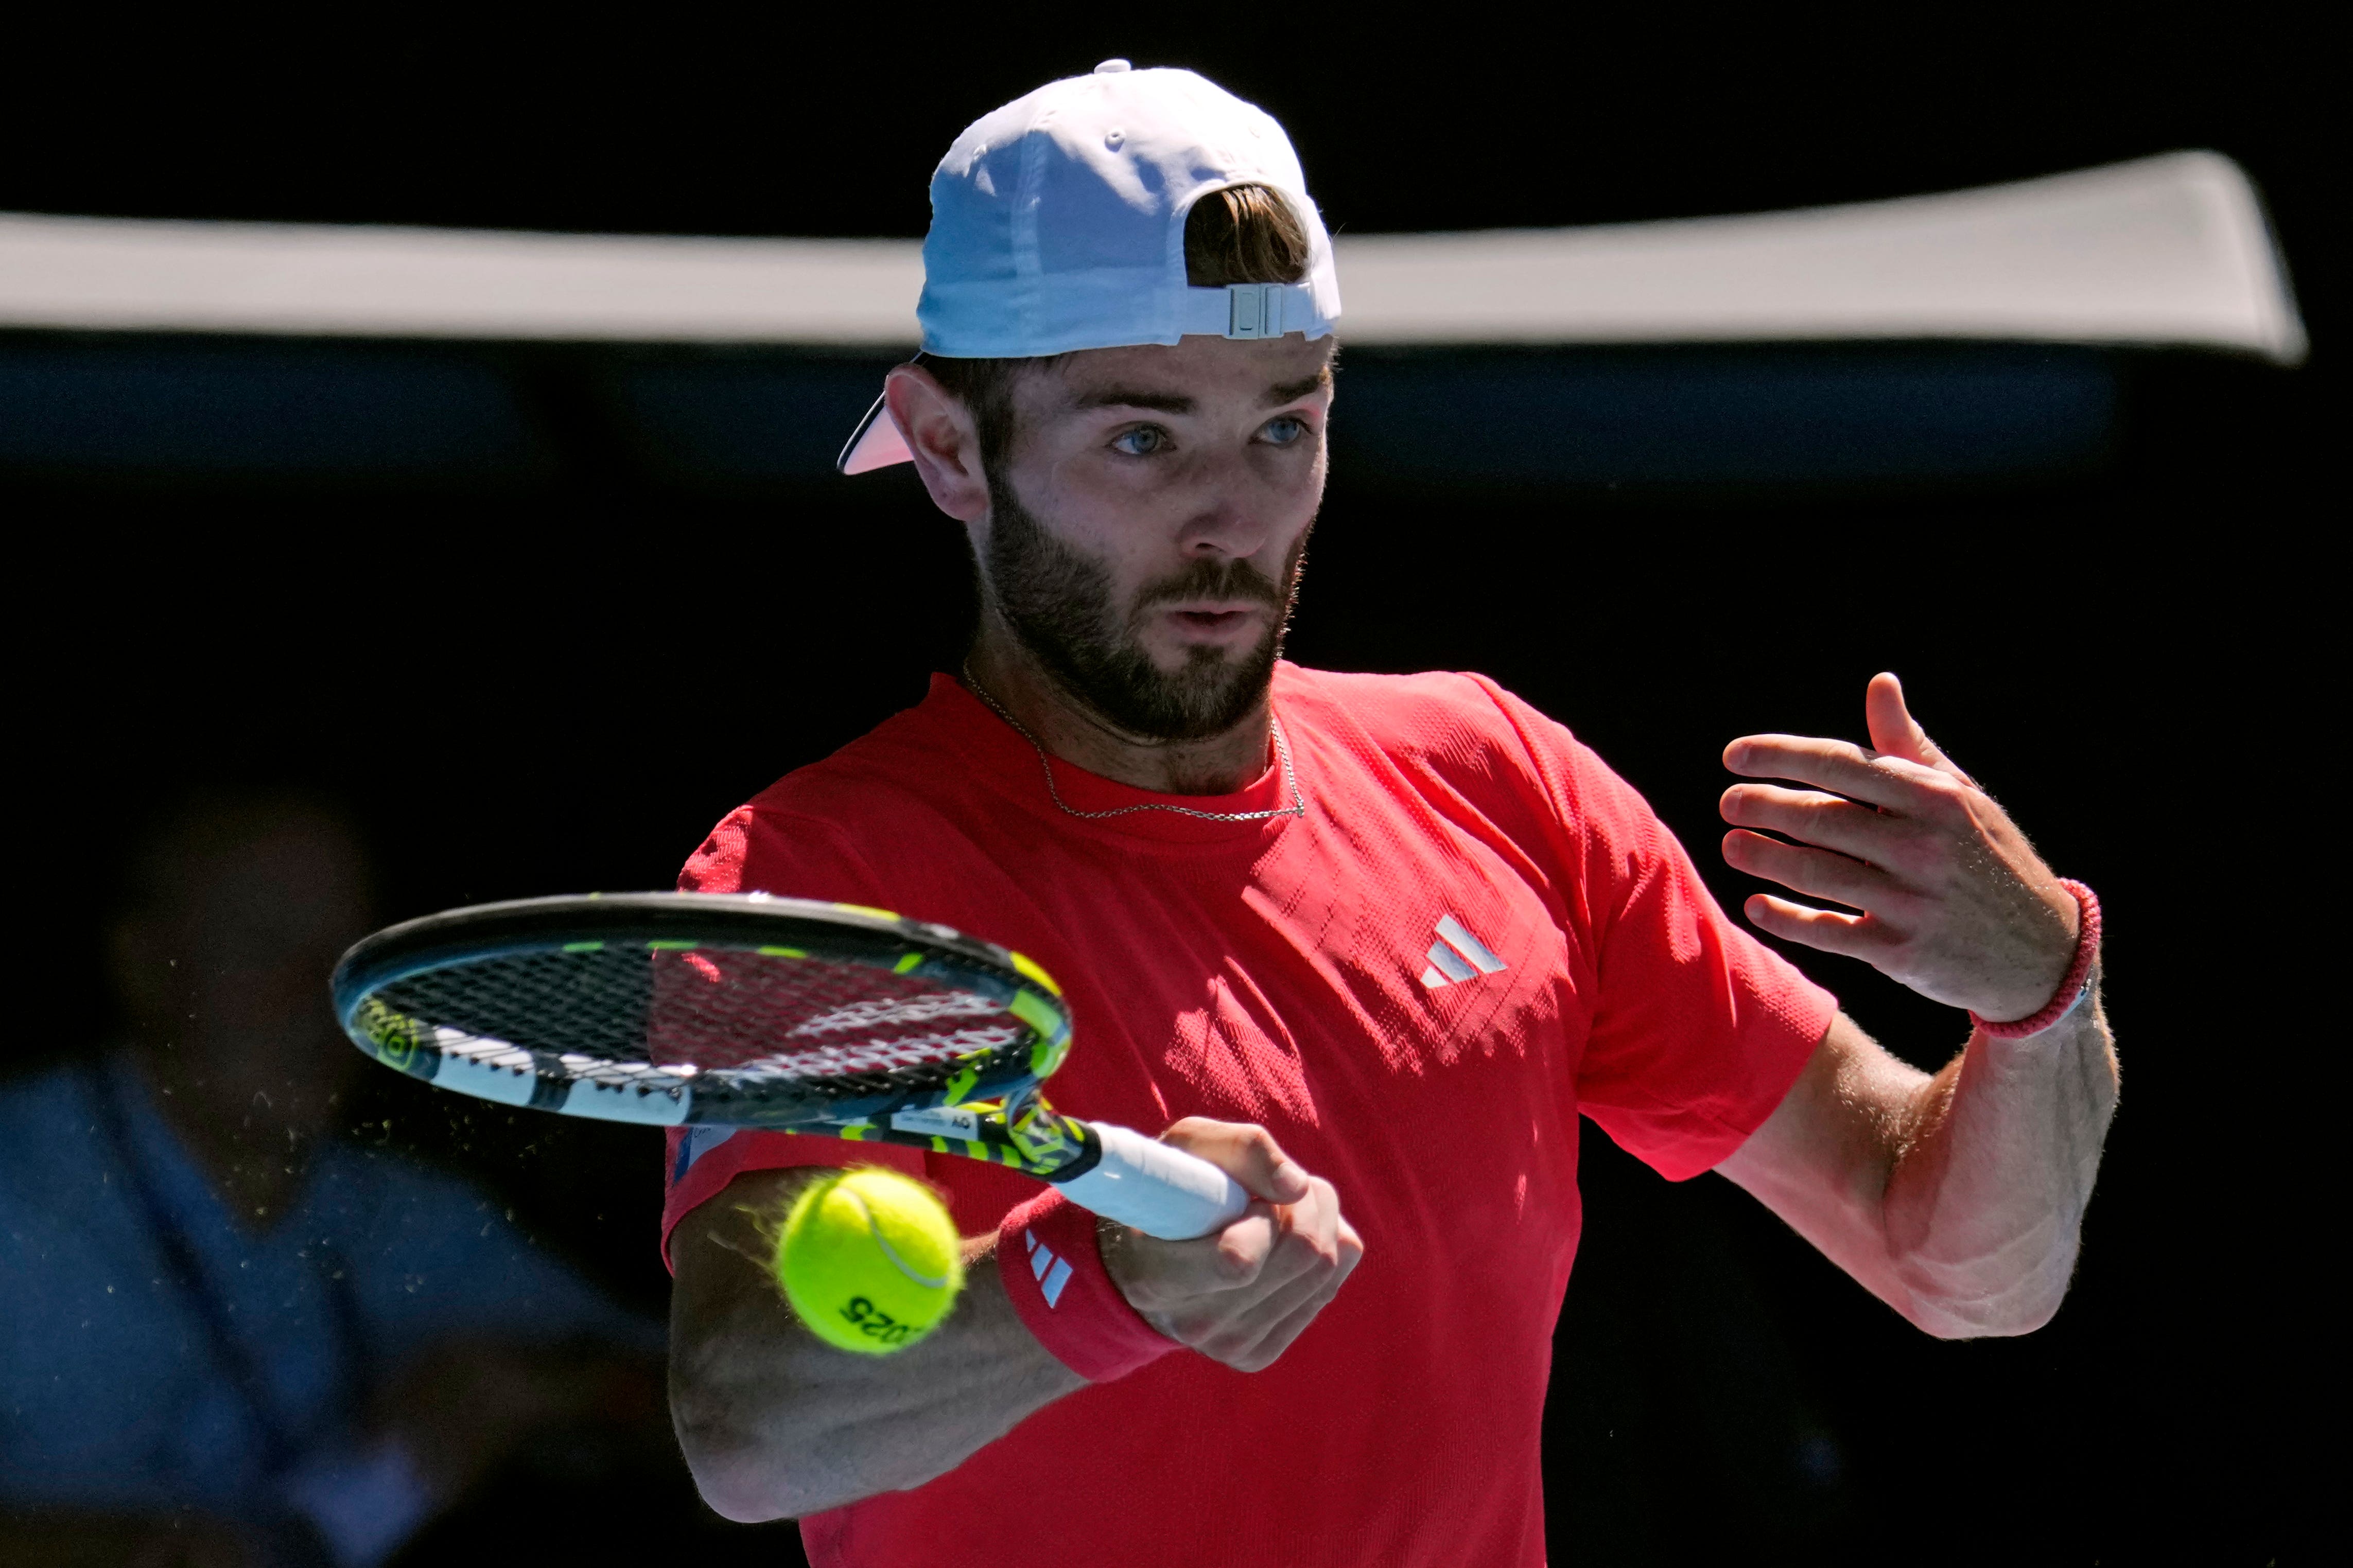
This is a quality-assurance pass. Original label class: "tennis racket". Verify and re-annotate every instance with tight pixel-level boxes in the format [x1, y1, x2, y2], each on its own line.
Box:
[329, 892, 1249, 1241]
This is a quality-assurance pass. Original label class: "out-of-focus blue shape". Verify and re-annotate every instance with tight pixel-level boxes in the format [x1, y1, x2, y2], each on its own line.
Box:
[0, 341, 544, 477]
[0, 1054, 659, 1539]
[1327, 346, 2117, 488]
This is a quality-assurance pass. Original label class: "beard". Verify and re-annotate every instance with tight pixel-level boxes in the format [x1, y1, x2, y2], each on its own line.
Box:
[983, 469, 1311, 743]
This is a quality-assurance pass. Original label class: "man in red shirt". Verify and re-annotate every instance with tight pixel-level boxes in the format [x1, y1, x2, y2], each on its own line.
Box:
[665, 64, 2117, 1566]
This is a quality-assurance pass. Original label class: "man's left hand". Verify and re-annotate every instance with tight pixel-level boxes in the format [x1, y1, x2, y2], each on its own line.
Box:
[1719, 673, 2079, 1024]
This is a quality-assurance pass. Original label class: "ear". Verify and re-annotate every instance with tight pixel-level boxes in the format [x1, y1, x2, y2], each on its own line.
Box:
[886, 362, 990, 524]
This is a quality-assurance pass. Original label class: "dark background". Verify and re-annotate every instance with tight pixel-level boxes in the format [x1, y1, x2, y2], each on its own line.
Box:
[4, 13, 2326, 1564]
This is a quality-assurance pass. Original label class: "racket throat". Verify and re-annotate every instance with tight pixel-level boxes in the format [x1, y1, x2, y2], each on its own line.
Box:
[867, 1095, 1103, 1182]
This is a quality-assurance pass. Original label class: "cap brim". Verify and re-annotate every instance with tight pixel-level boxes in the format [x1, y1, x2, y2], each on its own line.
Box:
[837, 385, 915, 474]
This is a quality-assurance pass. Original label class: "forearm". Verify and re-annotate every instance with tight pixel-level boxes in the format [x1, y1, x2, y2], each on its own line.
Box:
[668, 1169, 1084, 1522]
[1882, 983, 2119, 1337]
[1718, 677, 2125, 1338]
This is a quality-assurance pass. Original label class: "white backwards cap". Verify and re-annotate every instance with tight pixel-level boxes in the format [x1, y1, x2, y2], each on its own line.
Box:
[838, 60, 1343, 474]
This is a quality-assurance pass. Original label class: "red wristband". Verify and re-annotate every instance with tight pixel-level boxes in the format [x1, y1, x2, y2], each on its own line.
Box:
[1972, 879, 2102, 1039]
[998, 1188, 1178, 1384]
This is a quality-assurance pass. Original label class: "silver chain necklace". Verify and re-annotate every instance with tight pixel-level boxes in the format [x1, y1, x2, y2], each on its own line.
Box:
[959, 663, 1308, 823]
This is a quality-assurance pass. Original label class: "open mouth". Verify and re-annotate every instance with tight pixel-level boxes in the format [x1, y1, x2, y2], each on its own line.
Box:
[1164, 607, 1263, 638]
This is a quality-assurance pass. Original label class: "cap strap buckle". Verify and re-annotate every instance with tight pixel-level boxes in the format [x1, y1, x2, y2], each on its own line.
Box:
[1226, 282, 1305, 340]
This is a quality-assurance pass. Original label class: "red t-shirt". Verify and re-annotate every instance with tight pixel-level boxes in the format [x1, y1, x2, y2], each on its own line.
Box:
[662, 664, 1835, 1568]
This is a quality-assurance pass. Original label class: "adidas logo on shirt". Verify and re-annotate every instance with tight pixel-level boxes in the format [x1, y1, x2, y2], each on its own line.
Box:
[1420, 913, 1508, 990]
[1025, 1227, 1074, 1308]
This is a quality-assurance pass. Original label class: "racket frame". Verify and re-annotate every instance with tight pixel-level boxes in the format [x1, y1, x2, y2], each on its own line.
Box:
[332, 892, 1096, 1175]
[332, 892, 1251, 1239]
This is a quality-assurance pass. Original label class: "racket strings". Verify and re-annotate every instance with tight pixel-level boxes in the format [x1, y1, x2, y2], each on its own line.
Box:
[372, 945, 1034, 1100]
[790, 994, 1007, 1035]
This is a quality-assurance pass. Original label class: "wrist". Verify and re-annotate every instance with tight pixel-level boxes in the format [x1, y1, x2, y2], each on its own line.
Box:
[997, 1188, 1178, 1383]
[1972, 879, 2102, 1040]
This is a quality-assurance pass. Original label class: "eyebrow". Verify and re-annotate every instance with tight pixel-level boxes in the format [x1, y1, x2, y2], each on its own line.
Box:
[1262, 368, 1332, 407]
[1070, 366, 1333, 416]
[1073, 387, 1195, 414]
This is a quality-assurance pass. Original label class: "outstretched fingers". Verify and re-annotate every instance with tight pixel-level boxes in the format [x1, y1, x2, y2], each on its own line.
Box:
[1720, 828, 1895, 908]
[1740, 895, 1897, 960]
[1720, 782, 1894, 862]
[1723, 734, 1950, 813]
[1721, 676, 2083, 1014]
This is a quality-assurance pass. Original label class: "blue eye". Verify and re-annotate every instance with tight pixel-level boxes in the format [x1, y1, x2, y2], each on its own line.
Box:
[1263, 416, 1308, 446]
[1111, 427, 1165, 456]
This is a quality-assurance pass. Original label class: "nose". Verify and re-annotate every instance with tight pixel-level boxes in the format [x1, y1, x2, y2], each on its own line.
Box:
[1176, 503, 1267, 561]
[1174, 449, 1278, 561]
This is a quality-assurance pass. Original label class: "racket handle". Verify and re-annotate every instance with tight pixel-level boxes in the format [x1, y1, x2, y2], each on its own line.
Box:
[1055, 1121, 1252, 1241]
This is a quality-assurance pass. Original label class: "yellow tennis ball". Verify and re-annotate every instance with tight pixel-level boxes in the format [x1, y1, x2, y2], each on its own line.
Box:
[777, 1168, 965, 1354]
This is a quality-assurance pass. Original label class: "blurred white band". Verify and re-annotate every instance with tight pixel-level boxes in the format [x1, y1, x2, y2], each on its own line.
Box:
[0, 153, 2302, 362]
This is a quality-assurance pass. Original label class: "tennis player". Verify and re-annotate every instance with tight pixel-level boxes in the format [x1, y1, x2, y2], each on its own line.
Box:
[664, 63, 2117, 1566]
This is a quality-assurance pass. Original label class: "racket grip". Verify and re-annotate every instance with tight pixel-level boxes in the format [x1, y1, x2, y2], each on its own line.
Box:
[1056, 1121, 1253, 1241]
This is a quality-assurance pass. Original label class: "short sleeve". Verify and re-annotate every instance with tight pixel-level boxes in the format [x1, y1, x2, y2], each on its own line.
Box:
[661, 804, 927, 1270]
[661, 1127, 925, 1271]
[1476, 680, 1838, 1180]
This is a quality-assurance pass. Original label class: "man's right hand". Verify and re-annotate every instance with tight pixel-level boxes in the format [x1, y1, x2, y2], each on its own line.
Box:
[670, 1122, 1359, 1519]
[1099, 1119, 1363, 1373]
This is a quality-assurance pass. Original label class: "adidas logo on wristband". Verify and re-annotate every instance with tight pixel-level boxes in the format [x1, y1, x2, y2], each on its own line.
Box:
[1001, 1192, 1179, 1383]
[1025, 1227, 1074, 1308]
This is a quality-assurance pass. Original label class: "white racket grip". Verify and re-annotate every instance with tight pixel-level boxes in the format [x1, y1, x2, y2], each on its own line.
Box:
[1056, 1121, 1252, 1241]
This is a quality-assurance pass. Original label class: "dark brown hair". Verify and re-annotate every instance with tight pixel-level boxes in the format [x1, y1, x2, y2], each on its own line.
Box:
[925, 183, 1314, 468]
[1181, 183, 1313, 289]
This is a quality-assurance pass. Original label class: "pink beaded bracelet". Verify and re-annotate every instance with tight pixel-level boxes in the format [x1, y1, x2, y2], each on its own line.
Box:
[1971, 879, 2102, 1039]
